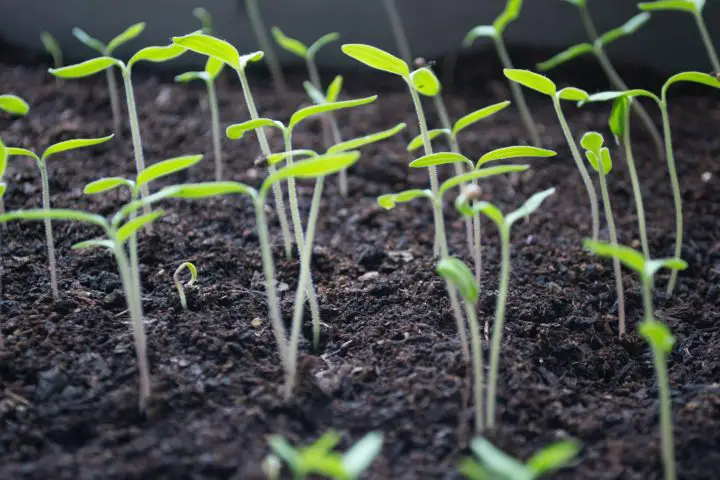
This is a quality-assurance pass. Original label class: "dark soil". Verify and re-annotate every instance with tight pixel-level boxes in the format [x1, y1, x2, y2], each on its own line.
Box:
[1, 48, 719, 480]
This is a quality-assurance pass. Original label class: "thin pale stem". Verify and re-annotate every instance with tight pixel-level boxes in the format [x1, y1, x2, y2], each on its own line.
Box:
[447, 283, 470, 362]
[121, 69, 151, 221]
[449, 138, 474, 255]
[552, 96, 600, 242]
[328, 116, 348, 196]
[237, 68, 293, 258]
[622, 104, 650, 259]
[383, 0, 413, 65]
[464, 300, 484, 433]
[176, 280, 188, 310]
[660, 103, 683, 296]
[206, 79, 223, 181]
[695, 12, 720, 72]
[39, 164, 58, 300]
[473, 213, 482, 287]
[106, 68, 123, 135]
[598, 170, 626, 336]
[245, 0, 288, 96]
[654, 348, 676, 480]
[494, 35, 542, 147]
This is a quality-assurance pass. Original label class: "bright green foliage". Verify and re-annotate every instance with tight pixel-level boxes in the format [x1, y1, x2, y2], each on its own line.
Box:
[0, 94, 30, 115]
[272, 27, 340, 60]
[436, 257, 478, 303]
[583, 240, 687, 282]
[503, 69, 556, 96]
[462, 0, 524, 43]
[41, 32, 63, 69]
[73, 22, 146, 55]
[581, 132, 612, 174]
[327, 123, 407, 154]
[410, 67, 441, 96]
[453, 101, 511, 136]
[639, 0, 704, 13]
[537, 43, 593, 71]
[639, 319, 676, 354]
[341, 44, 410, 77]
[172, 33, 264, 71]
[174, 261, 198, 311]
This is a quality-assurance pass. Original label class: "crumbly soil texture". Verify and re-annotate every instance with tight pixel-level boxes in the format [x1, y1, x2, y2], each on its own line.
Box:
[1, 49, 719, 479]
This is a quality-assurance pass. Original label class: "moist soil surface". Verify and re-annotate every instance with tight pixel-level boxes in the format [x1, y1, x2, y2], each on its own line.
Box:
[1, 49, 719, 479]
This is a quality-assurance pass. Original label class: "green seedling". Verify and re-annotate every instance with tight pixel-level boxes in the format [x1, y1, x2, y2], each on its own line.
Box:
[172, 33, 293, 257]
[382, 0, 413, 65]
[584, 239, 687, 480]
[458, 437, 581, 480]
[581, 132, 625, 336]
[463, 0, 542, 146]
[72, 22, 146, 134]
[581, 71, 720, 295]
[437, 257, 484, 432]
[503, 69, 600, 242]
[456, 187, 556, 429]
[245, 0, 288, 96]
[193, 7, 213, 34]
[174, 261, 198, 311]
[379, 163, 531, 364]
[537, 8, 663, 156]
[6, 135, 114, 300]
[639, 0, 718, 71]
[40, 32, 63, 72]
[268, 430, 384, 480]
[175, 58, 226, 180]
[0, 94, 29, 216]
[0, 139, 6, 296]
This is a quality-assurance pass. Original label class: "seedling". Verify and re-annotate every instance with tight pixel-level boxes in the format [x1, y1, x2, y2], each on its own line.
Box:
[172, 33, 293, 257]
[72, 22, 146, 133]
[268, 430, 384, 480]
[463, 0, 542, 146]
[581, 71, 720, 295]
[175, 58, 226, 180]
[456, 187, 556, 429]
[382, 0, 413, 65]
[0, 94, 29, 216]
[639, 0, 719, 72]
[0, 139, 6, 296]
[5, 135, 114, 300]
[458, 437, 581, 480]
[536, 8, 663, 156]
[584, 239, 687, 480]
[503, 69, 599, 242]
[174, 261, 198, 311]
[245, 0, 288, 96]
[193, 7, 213, 34]
[581, 132, 625, 336]
[40, 32, 63, 72]
[437, 257, 484, 432]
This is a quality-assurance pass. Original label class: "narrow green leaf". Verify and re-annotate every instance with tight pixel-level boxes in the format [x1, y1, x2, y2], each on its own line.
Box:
[609, 97, 630, 137]
[437, 257, 478, 303]
[470, 438, 532, 480]
[527, 440, 582, 476]
[305, 431, 342, 458]
[452, 101, 511, 136]
[0, 183, 7, 198]
[128, 44, 186, 68]
[477, 146, 556, 168]
[268, 436, 300, 473]
[662, 71, 720, 98]
[410, 152, 473, 169]
[174, 71, 208, 83]
[107, 22, 146, 54]
[411, 67, 441, 97]
[193, 8, 213, 34]
[40, 32, 62, 61]
[263, 150, 318, 167]
[72, 239, 114, 251]
[457, 457, 492, 480]
[341, 44, 410, 77]
[72, 27, 106, 53]
[163, 181, 256, 200]
[137, 155, 203, 187]
[407, 129, 450, 152]
[0, 139, 7, 178]
[598, 13, 651, 47]
[328, 123, 406, 154]
[308, 32, 341, 59]
[326, 75, 343, 103]
[645, 258, 688, 279]
[536, 43, 593, 71]
[580, 131, 605, 154]
[505, 187, 556, 226]
[503, 69, 557, 96]
[271, 27, 308, 58]
[5, 147, 39, 161]
[49, 57, 119, 78]
[558, 87, 589, 101]
[458, 199, 505, 226]
[175, 261, 199, 285]
[638, 319, 676, 355]
[238, 51, 265, 69]
[304, 81, 327, 105]
[440, 165, 530, 196]
[205, 56, 225, 79]
[42, 134, 114, 161]
[173, 33, 241, 70]
[0, 208, 107, 228]
[462, 26, 498, 47]
[584, 89, 660, 104]
[263, 152, 361, 194]
[494, 0, 524, 34]
[116, 210, 164, 243]
[377, 189, 433, 210]
[0, 94, 29, 115]
[562, 0, 587, 6]
[638, 0, 698, 13]
[583, 239, 646, 276]
[226, 118, 285, 140]
[84, 177, 134, 195]
[342, 432, 384, 478]
[289, 96, 377, 130]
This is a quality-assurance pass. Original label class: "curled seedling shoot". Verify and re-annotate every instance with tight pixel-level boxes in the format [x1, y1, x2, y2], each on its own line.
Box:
[245, 0, 288, 96]
[463, 0, 542, 146]
[584, 239, 687, 480]
[504, 69, 600, 242]
[581, 132, 625, 336]
[174, 261, 198, 311]
[456, 187, 556, 429]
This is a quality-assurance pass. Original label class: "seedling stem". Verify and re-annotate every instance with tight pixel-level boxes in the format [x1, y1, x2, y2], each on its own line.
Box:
[245, 0, 288, 96]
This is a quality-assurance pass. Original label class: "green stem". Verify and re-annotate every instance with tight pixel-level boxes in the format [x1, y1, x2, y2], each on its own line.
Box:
[473, 213, 482, 287]
[206, 79, 223, 181]
[449, 137, 474, 256]
[653, 348, 676, 480]
[494, 35, 542, 147]
[39, 163, 58, 301]
[245, 0, 288, 96]
[121, 68, 151, 220]
[486, 226, 510, 429]
[128, 192, 141, 313]
[552, 96, 600, 242]
[284, 132, 306, 252]
[383, 0, 413, 65]
[660, 103, 683, 296]
[237, 68, 293, 258]
[464, 300, 484, 432]
[694, 12, 720, 72]
[598, 170, 626, 336]
[622, 103, 650, 259]
[175, 280, 188, 310]
[106, 67, 123, 134]
[447, 283, 470, 362]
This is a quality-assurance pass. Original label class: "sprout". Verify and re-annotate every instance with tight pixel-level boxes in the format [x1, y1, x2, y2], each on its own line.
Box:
[192, 7, 213, 34]
[268, 430, 384, 480]
[456, 187, 556, 429]
[6, 135, 115, 300]
[463, 0, 542, 146]
[40, 32, 63, 72]
[175, 58, 226, 180]
[437, 257, 484, 432]
[503, 69, 600, 242]
[584, 239, 687, 480]
[173, 261, 198, 311]
[458, 437, 581, 479]
[581, 71, 720, 295]
[639, 0, 719, 71]
[581, 132, 626, 336]
[245, 0, 288, 96]
[172, 33, 293, 257]
[72, 22, 146, 134]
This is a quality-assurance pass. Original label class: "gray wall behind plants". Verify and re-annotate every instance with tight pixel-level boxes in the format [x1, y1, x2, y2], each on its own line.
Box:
[0, 0, 717, 73]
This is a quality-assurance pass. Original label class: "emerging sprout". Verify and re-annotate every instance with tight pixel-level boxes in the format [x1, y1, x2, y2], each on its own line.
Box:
[458, 437, 581, 480]
[175, 58, 226, 180]
[463, 0, 542, 146]
[6, 135, 115, 300]
[72, 22, 146, 134]
[173, 261, 198, 311]
[268, 430, 384, 480]
[504, 69, 600, 242]
[581, 132, 625, 336]
[40, 32, 63, 72]
[584, 239, 687, 480]
[193, 7, 213, 34]
[245, 0, 288, 96]
[456, 187, 556, 429]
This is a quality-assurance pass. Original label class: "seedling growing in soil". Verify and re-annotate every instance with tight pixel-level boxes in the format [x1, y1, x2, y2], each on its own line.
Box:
[437, 257, 484, 432]
[174, 261, 198, 311]
[504, 69, 599, 242]
[536, 8, 663, 156]
[458, 437, 581, 480]
[40, 32, 63, 71]
[456, 187, 556, 429]
[463, 0, 542, 146]
[72, 22, 146, 133]
[582, 71, 720, 295]
[193, 7, 213, 34]
[268, 430, 384, 480]
[583, 239, 687, 480]
[639, 0, 719, 71]
[5, 134, 114, 300]
[581, 132, 625, 336]
[175, 58, 226, 180]
[245, 0, 288, 96]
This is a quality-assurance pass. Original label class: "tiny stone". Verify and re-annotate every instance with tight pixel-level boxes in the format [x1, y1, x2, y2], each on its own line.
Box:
[277, 282, 289, 292]
[631, 239, 640, 248]
[359, 271, 380, 282]
[526, 234, 537, 245]
[251, 317, 263, 328]
[701, 171, 712, 182]
[155, 86, 173, 108]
